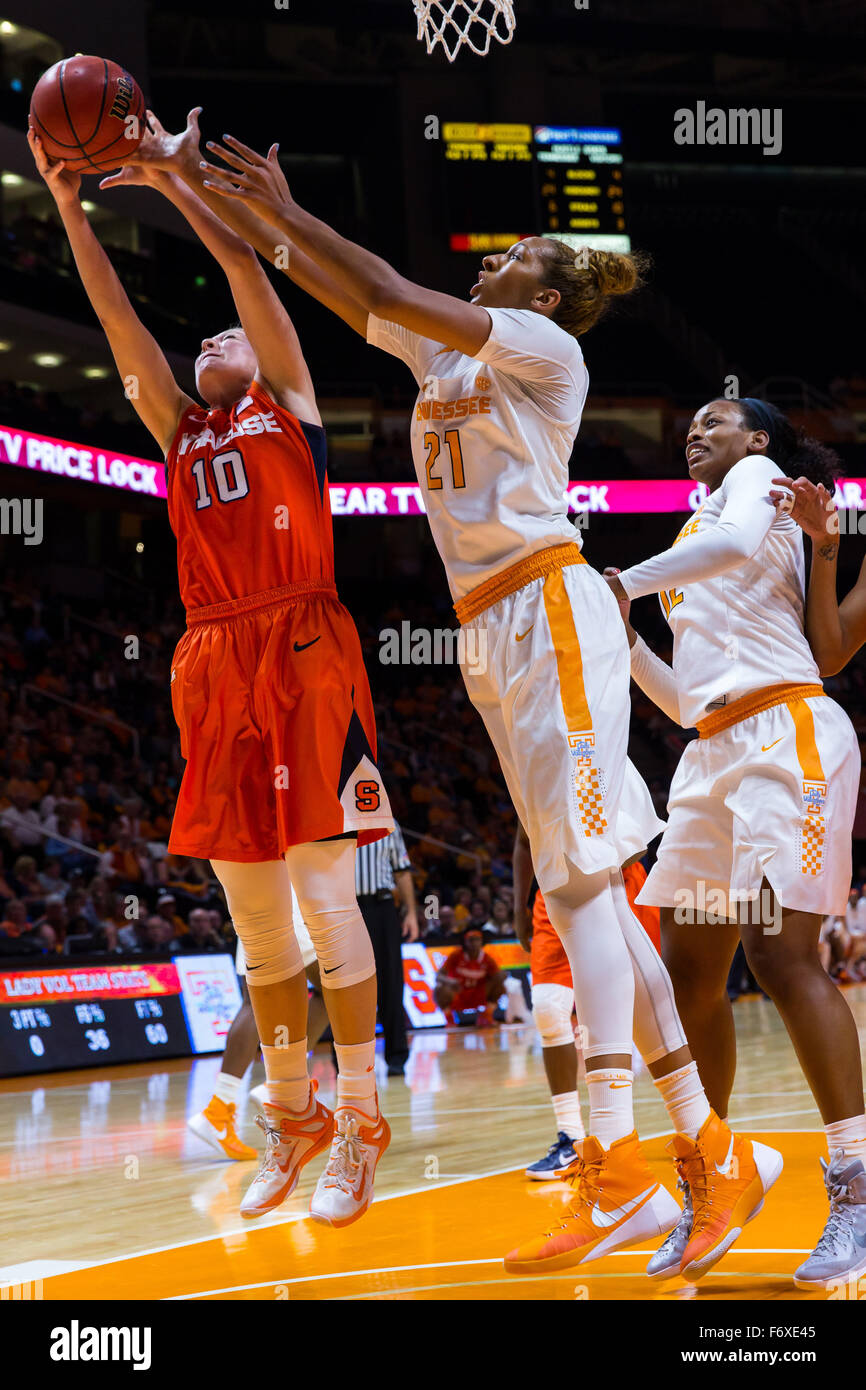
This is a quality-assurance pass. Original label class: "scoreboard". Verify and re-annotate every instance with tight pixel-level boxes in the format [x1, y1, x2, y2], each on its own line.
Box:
[0, 955, 242, 1077]
[444, 123, 629, 255]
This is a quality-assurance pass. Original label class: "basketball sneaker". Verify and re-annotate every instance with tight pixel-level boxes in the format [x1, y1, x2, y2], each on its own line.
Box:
[672, 1111, 783, 1282]
[504, 1130, 681, 1273]
[187, 1095, 257, 1162]
[646, 1176, 692, 1279]
[525, 1132, 580, 1181]
[309, 1103, 391, 1228]
[239, 1081, 334, 1219]
[793, 1151, 866, 1291]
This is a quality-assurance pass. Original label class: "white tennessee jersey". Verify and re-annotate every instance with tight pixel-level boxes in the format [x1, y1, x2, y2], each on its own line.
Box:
[621, 456, 821, 728]
[366, 307, 588, 599]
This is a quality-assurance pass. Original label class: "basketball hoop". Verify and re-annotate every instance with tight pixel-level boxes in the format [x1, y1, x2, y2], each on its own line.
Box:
[414, 0, 516, 61]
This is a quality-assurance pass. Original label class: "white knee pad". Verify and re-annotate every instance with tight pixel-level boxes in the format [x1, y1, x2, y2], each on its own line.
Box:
[211, 859, 304, 986]
[532, 982, 576, 1048]
[284, 840, 375, 989]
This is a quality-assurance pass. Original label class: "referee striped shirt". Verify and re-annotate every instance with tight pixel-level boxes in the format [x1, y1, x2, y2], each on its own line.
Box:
[355, 823, 412, 897]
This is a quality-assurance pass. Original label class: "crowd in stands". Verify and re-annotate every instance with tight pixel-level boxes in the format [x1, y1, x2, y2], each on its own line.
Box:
[2, 563, 866, 996]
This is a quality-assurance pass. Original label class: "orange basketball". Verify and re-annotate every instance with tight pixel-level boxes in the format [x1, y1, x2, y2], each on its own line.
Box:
[29, 55, 145, 175]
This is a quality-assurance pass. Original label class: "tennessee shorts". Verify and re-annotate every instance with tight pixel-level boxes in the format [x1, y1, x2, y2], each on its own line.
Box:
[638, 689, 859, 918]
[235, 879, 317, 976]
[457, 545, 665, 895]
[168, 582, 393, 862]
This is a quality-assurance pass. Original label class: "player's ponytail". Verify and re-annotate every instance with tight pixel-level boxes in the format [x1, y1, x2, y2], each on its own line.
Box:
[539, 240, 650, 339]
[738, 398, 840, 491]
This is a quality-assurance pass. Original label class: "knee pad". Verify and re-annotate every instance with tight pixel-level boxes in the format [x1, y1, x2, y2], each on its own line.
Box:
[531, 981, 576, 1048]
[300, 902, 375, 988]
[233, 911, 304, 986]
[285, 841, 375, 989]
[211, 858, 304, 986]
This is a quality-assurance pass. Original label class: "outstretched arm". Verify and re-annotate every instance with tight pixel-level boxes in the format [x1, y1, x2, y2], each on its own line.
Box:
[198, 133, 493, 355]
[770, 476, 866, 675]
[29, 129, 191, 455]
[103, 110, 370, 337]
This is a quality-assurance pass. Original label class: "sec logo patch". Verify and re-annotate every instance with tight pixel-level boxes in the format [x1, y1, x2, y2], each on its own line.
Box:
[475, 374, 491, 392]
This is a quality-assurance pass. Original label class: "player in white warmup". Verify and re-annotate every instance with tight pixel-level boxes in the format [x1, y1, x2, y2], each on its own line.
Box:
[119, 112, 782, 1280]
[606, 396, 866, 1289]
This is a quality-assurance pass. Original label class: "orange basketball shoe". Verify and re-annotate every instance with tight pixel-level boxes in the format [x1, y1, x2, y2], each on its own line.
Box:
[504, 1130, 681, 1273]
[239, 1081, 335, 1219]
[671, 1111, 783, 1282]
[310, 1103, 391, 1228]
[187, 1095, 258, 1161]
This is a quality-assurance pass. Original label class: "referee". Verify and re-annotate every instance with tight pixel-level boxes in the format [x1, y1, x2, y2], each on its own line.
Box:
[356, 822, 419, 1076]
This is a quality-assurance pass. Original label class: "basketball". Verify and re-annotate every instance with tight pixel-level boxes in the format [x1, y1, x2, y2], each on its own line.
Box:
[29, 55, 145, 174]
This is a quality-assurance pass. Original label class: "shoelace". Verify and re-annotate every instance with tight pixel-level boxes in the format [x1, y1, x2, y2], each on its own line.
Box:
[323, 1117, 364, 1190]
[812, 1155, 857, 1257]
[548, 1153, 606, 1233]
[657, 1176, 692, 1253]
[254, 1112, 283, 1175]
[679, 1148, 726, 1233]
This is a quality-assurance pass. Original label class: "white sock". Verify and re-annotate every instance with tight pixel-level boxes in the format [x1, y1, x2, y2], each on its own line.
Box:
[586, 1068, 634, 1148]
[552, 1091, 585, 1141]
[654, 1062, 712, 1139]
[335, 1040, 377, 1119]
[262, 1040, 311, 1113]
[825, 1114, 866, 1162]
[213, 1071, 242, 1106]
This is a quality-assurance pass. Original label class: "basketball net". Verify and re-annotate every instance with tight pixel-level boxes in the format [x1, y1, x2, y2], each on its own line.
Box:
[414, 0, 516, 61]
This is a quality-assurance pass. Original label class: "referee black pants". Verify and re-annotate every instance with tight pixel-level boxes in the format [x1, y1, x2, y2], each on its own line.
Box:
[357, 894, 408, 1068]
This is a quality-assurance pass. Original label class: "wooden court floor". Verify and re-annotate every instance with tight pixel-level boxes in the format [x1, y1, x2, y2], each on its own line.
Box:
[2, 984, 865, 1302]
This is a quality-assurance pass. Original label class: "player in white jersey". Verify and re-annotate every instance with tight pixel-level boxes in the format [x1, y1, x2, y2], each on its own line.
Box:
[125, 114, 782, 1280]
[606, 397, 866, 1289]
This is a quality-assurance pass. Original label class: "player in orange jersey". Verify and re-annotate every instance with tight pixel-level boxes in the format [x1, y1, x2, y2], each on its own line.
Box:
[31, 120, 393, 1230]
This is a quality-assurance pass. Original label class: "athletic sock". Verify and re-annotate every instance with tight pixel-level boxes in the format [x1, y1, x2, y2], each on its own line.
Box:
[654, 1061, 712, 1139]
[261, 1040, 311, 1113]
[335, 1039, 378, 1120]
[213, 1071, 242, 1107]
[552, 1091, 585, 1141]
[586, 1068, 634, 1148]
[825, 1114, 866, 1163]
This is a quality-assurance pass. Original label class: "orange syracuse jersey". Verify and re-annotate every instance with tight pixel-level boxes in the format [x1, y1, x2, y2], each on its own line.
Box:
[166, 381, 333, 612]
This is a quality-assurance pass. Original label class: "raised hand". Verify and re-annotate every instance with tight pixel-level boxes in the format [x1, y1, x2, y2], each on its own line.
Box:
[199, 134, 292, 225]
[99, 107, 204, 189]
[769, 476, 839, 544]
[28, 126, 81, 208]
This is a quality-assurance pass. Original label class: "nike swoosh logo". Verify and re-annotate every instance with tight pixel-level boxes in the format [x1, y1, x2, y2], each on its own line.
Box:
[294, 636, 321, 652]
[590, 1183, 657, 1228]
[609, 1082, 631, 1089]
[715, 1135, 736, 1177]
[761, 738, 783, 752]
[322, 963, 345, 975]
[515, 626, 534, 642]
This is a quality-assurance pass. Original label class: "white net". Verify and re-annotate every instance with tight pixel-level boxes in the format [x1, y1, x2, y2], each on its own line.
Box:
[413, 0, 517, 61]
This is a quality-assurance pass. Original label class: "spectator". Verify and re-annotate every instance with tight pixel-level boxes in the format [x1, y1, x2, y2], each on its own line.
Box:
[0, 793, 44, 849]
[433, 926, 507, 1027]
[171, 907, 223, 953]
